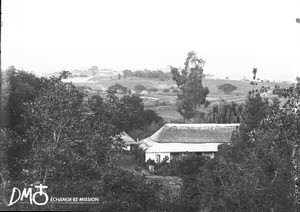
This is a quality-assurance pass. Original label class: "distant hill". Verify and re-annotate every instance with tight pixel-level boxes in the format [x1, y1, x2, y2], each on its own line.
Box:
[43, 67, 293, 97]
[41, 66, 121, 78]
[65, 74, 292, 122]
[69, 74, 291, 97]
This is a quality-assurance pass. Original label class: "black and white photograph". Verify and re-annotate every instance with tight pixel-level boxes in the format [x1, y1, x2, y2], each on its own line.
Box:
[1, 0, 300, 211]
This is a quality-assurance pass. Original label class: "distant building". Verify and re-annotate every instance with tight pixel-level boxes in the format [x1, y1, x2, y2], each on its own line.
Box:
[204, 74, 218, 80]
[139, 123, 239, 163]
[140, 90, 149, 96]
[62, 76, 94, 83]
[119, 131, 136, 151]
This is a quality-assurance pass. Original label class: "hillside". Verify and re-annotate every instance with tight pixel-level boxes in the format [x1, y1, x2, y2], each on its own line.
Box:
[69, 75, 292, 122]
[71, 75, 290, 95]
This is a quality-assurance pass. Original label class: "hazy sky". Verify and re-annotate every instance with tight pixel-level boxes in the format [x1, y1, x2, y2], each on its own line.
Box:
[2, 0, 300, 81]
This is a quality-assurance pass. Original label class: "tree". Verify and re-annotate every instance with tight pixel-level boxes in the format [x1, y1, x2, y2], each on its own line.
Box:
[170, 51, 209, 121]
[134, 84, 147, 92]
[108, 83, 128, 94]
[87, 66, 99, 75]
[204, 100, 244, 123]
[175, 154, 209, 211]
[119, 95, 145, 131]
[122, 69, 133, 78]
[217, 83, 237, 94]
[142, 109, 163, 126]
[239, 93, 270, 142]
[1, 66, 45, 134]
[197, 81, 299, 211]
[119, 95, 163, 132]
[100, 164, 163, 211]
[0, 67, 49, 181]
[21, 77, 127, 184]
[1, 71, 165, 211]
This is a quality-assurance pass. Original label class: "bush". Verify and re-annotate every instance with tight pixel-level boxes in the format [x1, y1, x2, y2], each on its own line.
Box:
[162, 88, 169, 93]
[175, 154, 209, 176]
[217, 83, 237, 94]
[134, 84, 147, 92]
[146, 159, 155, 166]
[154, 165, 171, 176]
[154, 162, 179, 176]
[148, 87, 158, 92]
[108, 83, 128, 93]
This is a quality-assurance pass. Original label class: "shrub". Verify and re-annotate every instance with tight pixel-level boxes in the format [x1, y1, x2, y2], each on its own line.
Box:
[148, 87, 158, 92]
[217, 83, 237, 94]
[162, 88, 169, 93]
[154, 165, 171, 176]
[146, 159, 156, 166]
[134, 84, 147, 92]
[108, 83, 128, 93]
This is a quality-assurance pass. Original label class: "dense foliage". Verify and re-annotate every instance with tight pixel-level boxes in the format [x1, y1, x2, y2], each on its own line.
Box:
[203, 100, 244, 123]
[134, 84, 147, 92]
[176, 81, 299, 211]
[108, 83, 128, 94]
[0, 69, 163, 211]
[1, 66, 46, 134]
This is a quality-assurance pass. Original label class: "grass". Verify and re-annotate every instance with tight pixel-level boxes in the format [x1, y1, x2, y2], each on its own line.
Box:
[86, 76, 176, 91]
[76, 75, 291, 96]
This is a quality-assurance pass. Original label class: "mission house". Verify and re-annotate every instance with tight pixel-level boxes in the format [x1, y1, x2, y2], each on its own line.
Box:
[138, 123, 239, 163]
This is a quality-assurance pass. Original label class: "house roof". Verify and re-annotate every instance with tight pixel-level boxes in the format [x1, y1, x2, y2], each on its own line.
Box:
[116, 131, 136, 145]
[140, 90, 149, 95]
[148, 123, 239, 144]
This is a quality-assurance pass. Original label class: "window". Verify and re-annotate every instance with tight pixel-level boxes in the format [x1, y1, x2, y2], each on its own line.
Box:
[156, 154, 161, 163]
[171, 153, 180, 160]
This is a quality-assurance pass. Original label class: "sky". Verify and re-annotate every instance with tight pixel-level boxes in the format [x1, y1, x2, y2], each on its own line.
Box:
[1, 0, 300, 81]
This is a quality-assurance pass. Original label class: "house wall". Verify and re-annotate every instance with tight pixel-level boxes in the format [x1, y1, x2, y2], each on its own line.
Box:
[145, 152, 215, 163]
[122, 145, 131, 151]
[145, 152, 171, 163]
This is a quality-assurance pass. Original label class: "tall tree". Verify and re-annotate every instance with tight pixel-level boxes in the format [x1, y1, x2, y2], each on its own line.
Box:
[239, 93, 270, 142]
[0, 67, 49, 181]
[170, 51, 209, 121]
[1, 66, 45, 134]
